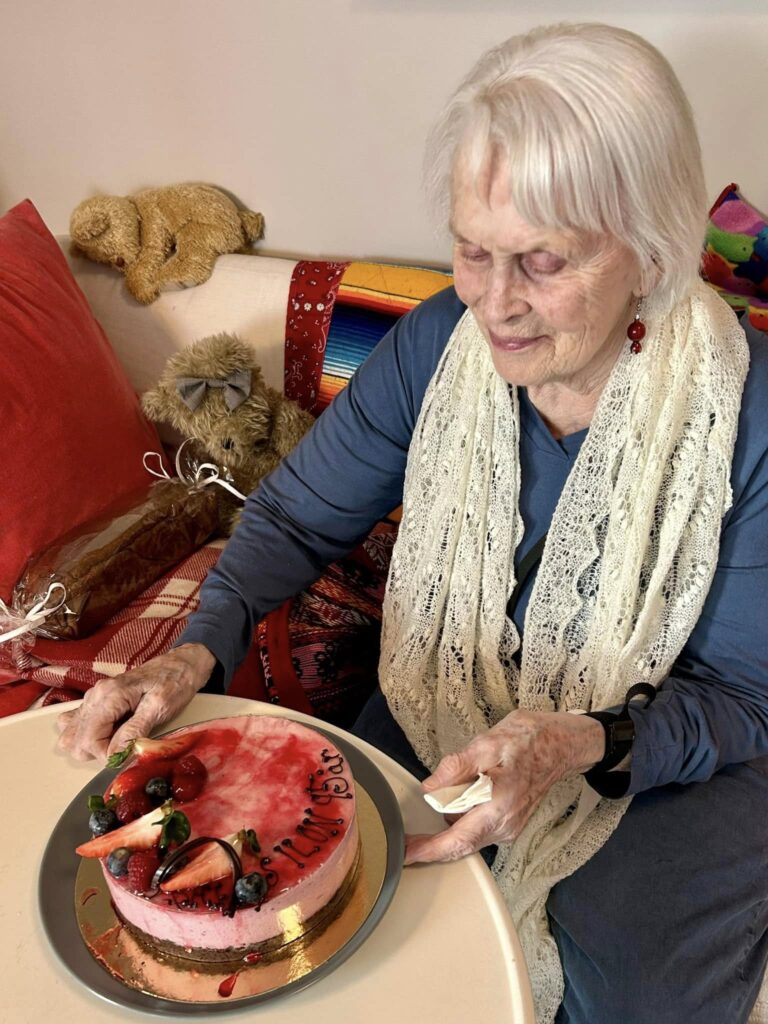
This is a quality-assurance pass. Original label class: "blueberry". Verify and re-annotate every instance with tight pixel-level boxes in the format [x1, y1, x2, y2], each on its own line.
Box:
[234, 872, 268, 907]
[144, 777, 170, 802]
[107, 847, 132, 878]
[89, 808, 119, 836]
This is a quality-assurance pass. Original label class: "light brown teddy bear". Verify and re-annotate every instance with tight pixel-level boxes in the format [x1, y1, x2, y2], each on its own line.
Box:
[70, 184, 264, 304]
[141, 333, 314, 532]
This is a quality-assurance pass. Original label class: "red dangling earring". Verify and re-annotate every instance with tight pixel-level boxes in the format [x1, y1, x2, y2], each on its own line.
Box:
[627, 300, 646, 354]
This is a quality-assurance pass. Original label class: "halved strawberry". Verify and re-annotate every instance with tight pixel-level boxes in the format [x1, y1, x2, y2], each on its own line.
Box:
[76, 800, 189, 858]
[160, 829, 260, 892]
[107, 733, 198, 770]
[106, 757, 176, 800]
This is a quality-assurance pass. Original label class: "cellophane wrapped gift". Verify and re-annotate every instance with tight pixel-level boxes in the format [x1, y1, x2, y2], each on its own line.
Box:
[9, 479, 220, 644]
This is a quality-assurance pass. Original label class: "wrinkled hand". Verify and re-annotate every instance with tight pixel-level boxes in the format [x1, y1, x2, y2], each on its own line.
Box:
[56, 643, 216, 763]
[405, 710, 605, 865]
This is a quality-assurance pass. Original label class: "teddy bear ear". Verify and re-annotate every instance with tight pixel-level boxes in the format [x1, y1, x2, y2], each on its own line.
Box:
[70, 207, 110, 242]
[141, 388, 166, 421]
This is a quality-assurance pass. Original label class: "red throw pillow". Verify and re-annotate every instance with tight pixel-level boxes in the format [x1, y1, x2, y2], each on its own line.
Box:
[0, 200, 164, 602]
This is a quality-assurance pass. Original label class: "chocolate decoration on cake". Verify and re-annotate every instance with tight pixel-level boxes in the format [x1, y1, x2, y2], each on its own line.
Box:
[320, 750, 345, 774]
[306, 751, 353, 804]
[307, 756, 353, 804]
[153, 836, 243, 917]
[272, 840, 305, 869]
[257, 856, 279, 897]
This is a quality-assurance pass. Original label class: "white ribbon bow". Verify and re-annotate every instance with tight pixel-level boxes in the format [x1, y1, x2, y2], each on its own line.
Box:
[0, 581, 68, 644]
[143, 438, 248, 502]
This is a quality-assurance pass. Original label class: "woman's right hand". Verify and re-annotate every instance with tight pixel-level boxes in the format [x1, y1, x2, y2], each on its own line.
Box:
[55, 643, 217, 763]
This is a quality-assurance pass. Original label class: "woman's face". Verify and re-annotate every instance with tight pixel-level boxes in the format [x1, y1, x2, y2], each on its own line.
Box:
[450, 157, 641, 393]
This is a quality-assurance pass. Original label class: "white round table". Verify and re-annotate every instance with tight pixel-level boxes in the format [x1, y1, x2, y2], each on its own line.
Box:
[0, 694, 534, 1024]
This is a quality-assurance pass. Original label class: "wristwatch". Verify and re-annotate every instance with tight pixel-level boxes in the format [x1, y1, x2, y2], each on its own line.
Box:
[583, 682, 657, 798]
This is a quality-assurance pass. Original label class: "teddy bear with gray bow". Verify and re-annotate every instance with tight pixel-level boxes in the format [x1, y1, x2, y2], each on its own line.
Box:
[142, 333, 314, 532]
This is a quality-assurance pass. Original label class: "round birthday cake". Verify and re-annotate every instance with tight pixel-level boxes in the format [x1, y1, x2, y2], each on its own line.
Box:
[75, 716, 360, 963]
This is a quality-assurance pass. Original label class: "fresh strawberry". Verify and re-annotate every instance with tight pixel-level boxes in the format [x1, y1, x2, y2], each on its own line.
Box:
[106, 757, 176, 799]
[115, 791, 153, 824]
[76, 800, 189, 858]
[107, 733, 198, 770]
[160, 829, 260, 892]
[175, 754, 206, 777]
[127, 848, 161, 894]
[171, 754, 207, 803]
[171, 775, 205, 803]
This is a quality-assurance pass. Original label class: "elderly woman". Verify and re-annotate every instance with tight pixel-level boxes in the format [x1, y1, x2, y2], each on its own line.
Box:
[58, 23, 768, 1024]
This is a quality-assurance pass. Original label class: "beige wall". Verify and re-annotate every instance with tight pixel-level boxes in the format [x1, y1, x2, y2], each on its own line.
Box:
[2, 1, 766, 267]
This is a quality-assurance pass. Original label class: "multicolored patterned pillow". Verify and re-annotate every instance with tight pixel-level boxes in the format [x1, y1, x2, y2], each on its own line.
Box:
[702, 183, 768, 332]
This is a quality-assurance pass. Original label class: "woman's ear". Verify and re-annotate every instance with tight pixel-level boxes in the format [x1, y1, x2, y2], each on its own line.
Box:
[635, 252, 662, 298]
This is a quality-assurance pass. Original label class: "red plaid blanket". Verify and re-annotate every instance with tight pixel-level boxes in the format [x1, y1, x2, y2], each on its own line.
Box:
[0, 539, 268, 718]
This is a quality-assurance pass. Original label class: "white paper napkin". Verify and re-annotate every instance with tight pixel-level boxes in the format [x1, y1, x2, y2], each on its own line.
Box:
[423, 773, 494, 813]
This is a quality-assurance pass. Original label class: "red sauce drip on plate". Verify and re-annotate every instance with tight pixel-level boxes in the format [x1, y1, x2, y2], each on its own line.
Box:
[218, 970, 240, 997]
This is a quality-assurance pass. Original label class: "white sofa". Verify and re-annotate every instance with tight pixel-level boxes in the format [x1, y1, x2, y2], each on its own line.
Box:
[61, 244, 299, 441]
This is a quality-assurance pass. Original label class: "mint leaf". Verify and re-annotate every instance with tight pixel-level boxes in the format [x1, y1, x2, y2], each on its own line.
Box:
[87, 794, 105, 812]
[159, 809, 191, 851]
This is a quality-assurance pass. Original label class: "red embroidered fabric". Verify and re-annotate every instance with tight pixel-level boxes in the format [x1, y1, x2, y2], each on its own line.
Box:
[284, 260, 349, 412]
[248, 522, 398, 729]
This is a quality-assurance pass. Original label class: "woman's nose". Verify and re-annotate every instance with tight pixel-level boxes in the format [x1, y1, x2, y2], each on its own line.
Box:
[483, 266, 531, 323]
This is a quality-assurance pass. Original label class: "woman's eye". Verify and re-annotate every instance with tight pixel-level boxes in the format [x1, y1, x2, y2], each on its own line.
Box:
[459, 245, 489, 264]
[522, 252, 566, 276]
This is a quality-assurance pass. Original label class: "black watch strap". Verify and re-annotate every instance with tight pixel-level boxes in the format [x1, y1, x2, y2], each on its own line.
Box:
[583, 683, 657, 799]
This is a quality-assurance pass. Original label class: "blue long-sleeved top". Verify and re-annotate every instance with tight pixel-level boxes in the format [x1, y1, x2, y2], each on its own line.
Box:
[178, 287, 768, 795]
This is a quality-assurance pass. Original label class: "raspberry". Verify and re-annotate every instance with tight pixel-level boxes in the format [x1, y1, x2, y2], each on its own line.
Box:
[127, 848, 161, 894]
[171, 755, 207, 803]
[115, 791, 153, 824]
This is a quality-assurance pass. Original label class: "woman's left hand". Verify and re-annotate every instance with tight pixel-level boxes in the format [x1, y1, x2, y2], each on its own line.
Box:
[404, 709, 605, 865]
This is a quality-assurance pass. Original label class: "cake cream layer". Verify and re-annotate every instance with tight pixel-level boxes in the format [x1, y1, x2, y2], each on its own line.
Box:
[102, 716, 359, 952]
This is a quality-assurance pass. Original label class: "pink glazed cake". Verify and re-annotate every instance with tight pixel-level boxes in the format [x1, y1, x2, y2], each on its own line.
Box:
[81, 716, 360, 963]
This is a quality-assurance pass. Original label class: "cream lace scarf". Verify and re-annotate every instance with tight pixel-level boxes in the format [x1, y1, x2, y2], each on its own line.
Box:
[379, 280, 748, 1023]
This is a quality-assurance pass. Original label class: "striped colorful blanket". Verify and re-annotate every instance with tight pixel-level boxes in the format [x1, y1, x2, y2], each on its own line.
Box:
[319, 262, 453, 411]
[285, 260, 453, 413]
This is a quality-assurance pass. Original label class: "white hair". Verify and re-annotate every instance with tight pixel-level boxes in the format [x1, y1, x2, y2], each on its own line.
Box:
[425, 23, 707, 312]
